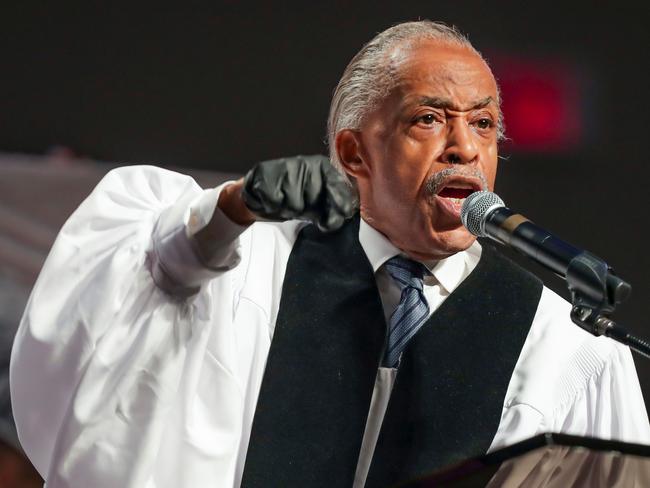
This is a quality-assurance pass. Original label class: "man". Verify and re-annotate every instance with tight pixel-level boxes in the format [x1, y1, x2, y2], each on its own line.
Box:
[10, 20, 650, 488]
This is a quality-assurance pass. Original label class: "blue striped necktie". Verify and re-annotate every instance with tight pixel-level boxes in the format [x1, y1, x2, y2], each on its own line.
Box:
[383, 256, 431, 368]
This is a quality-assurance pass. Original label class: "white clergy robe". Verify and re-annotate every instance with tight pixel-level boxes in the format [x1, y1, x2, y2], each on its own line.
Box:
[10, 165, 650, 488]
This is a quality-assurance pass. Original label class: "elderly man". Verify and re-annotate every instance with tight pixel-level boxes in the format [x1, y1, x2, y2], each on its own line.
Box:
[10, 20, 650, 488]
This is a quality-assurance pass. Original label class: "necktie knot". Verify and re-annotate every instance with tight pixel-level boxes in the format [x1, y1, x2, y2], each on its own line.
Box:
[384, 256, 429, 292]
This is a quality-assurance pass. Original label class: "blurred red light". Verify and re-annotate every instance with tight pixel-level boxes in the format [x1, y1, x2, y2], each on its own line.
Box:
[492, 56, 583, 152]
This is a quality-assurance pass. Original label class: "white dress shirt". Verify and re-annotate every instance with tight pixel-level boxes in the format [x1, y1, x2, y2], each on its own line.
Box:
[360, 216, 482, 324]
[10, 166, 650, 488]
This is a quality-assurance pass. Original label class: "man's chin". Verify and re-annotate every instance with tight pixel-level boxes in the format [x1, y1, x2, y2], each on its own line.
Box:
[405, 228, 477, 262]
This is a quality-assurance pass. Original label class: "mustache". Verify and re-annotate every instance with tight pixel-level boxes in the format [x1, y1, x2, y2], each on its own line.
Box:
[424, 167, 489, 196]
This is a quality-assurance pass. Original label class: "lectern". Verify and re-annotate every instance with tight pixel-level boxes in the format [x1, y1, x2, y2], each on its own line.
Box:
[399, 433, 650, 487]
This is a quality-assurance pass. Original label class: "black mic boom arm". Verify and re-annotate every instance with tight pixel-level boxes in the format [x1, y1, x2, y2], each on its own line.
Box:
[484, 206, 650, 359]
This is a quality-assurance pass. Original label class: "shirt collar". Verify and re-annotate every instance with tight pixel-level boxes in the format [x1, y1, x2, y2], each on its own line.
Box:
[358, 217, 480, 294]
[358, 217, 402, 273]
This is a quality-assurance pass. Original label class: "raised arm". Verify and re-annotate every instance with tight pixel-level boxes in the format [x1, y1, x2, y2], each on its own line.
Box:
[10, 156, 354, 487]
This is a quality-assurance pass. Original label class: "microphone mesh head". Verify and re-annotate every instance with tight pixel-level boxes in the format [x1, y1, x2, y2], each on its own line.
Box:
[461, 191, 505, 237]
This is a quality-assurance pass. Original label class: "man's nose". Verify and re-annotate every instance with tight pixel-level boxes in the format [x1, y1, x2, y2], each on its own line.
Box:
[441, 119, 479, 165]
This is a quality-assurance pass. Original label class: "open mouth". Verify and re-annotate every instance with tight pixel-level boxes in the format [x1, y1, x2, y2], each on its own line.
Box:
[432, 177, 484, 219]
[438, 187, 475, 200]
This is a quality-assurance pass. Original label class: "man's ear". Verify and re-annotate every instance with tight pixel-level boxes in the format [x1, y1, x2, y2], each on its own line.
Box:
[335, 129, 370, 182]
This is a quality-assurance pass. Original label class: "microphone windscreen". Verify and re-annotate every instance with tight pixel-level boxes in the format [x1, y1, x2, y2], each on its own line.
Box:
[461, 191, 505, 237]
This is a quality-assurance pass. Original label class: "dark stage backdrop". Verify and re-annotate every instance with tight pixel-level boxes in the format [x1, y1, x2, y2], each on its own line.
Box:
[2, 3, 650, 408]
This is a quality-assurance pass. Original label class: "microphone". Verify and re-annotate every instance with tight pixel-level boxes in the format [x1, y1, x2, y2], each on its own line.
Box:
[460, 191, 631, 307]
[460, 191, 650, 359]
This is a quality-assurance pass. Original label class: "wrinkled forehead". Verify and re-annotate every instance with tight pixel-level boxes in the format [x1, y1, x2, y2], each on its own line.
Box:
[387, 40, 498, 104]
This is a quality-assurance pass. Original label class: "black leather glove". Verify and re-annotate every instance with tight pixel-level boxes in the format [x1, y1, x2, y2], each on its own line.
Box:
[241, 154, 355, 232]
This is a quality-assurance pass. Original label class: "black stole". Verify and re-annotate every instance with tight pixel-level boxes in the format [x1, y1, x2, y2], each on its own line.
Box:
[240, 216, 542, 487]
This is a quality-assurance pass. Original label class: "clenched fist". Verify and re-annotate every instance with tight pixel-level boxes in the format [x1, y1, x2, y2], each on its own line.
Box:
[220, 155, 355, 232]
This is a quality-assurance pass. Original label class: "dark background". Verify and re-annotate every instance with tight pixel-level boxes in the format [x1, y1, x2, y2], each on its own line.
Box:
[2, 2, 650, 398]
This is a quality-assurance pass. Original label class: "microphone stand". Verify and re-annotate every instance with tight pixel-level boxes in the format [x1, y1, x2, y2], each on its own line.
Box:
[566, 252, 650, 359]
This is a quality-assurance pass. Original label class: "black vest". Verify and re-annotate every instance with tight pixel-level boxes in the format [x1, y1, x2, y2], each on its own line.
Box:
[241, 216, 542, 487]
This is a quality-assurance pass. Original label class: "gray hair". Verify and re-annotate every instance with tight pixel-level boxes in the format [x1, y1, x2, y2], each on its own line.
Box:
[327, 20, 504, 186]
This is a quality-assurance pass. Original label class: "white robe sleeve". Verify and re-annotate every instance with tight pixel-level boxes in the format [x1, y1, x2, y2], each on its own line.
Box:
[9, 166, 248, 487]
[549, 341, 650, 444]
[491, 287, 650, 451]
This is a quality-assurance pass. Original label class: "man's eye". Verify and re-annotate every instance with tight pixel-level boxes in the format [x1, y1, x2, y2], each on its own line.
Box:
[475, 118, 494, 129]
[416, 114, 436, 125]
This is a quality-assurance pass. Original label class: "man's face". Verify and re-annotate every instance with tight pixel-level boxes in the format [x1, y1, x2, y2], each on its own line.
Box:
[342, 41, 500, 261]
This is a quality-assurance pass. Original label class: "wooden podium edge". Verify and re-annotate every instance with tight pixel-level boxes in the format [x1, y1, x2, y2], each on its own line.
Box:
[397, 432, 650, 487]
